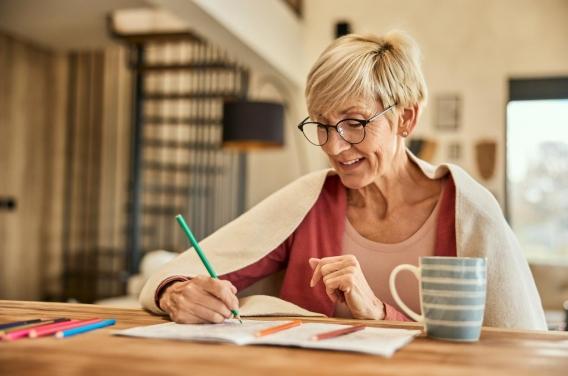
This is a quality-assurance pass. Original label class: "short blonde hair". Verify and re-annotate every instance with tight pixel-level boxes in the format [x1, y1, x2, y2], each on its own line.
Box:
[305, 31, 427, 119]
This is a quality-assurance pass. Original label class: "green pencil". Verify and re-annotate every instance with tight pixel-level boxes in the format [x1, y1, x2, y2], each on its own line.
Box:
[175, 214, 242, 324]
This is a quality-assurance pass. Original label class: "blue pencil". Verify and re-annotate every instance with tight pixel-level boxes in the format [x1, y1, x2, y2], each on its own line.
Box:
[55, 319, 116, 339]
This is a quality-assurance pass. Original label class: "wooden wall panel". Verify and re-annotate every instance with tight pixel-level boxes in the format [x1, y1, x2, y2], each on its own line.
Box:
[62, 49, 132, 302]
[0, 31, 131, 301]
[40, 54, 68, 300]
[0, 32, 66, 299]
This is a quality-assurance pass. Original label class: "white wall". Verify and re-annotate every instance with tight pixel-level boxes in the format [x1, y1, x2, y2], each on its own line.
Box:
[0, 0, 147, 49]
[303, 0, 568, 205]
[192, 0, 306, 87]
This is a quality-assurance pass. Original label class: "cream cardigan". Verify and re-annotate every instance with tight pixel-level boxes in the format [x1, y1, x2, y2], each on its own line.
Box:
[139, 153, 547, 330]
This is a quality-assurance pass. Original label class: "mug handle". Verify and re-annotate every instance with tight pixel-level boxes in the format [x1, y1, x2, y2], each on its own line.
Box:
[389, 264, 424, 322]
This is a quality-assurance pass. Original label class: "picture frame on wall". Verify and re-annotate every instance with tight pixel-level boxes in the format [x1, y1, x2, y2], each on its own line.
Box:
[447, 141, 462, 161]
[435, 94, 461, 131]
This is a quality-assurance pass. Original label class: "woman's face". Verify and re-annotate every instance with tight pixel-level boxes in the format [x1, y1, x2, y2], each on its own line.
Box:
[318, 99, 401, 189]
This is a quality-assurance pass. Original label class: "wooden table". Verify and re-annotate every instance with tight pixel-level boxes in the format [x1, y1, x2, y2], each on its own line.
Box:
[1, 300, 568, 375]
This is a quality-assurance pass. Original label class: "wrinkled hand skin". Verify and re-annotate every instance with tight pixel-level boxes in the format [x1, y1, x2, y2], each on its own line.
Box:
[160, 276, 239, 324]
[309, 255, 385, 320]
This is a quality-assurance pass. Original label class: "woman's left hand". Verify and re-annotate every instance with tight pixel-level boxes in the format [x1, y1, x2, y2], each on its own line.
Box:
[309, 255, 385, 320]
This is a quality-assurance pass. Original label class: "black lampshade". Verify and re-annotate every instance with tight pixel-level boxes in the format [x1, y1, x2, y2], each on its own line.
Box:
[222, 101, 284, 150]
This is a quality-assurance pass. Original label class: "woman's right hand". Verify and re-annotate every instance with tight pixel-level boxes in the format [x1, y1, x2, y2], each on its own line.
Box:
[159, 275, 239, 324]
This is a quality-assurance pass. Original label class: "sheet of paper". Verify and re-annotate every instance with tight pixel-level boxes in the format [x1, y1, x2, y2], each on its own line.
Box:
[116, 319, 285, 345]
[253, 323, 420, 357]
[116, 320, 420, 357]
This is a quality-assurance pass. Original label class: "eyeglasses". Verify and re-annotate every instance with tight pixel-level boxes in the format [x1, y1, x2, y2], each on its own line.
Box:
[297, 105, 395, 146]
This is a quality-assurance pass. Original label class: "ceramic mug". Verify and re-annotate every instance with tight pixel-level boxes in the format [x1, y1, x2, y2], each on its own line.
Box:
[389, 256, 487, 341]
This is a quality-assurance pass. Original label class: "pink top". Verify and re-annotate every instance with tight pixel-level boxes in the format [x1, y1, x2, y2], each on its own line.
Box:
[335, 181, 445, 318]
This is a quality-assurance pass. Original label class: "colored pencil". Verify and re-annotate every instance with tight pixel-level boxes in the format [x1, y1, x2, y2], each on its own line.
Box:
[255, 320, 302, 337]
[1, 318, 70, 341]
[29, 319, 100, 338]
[0, 318, 69, 336]
[0, 319, 57, 336]
[176, 214, 242, 323]
[311, 324, 366, 341]
[56, 319, 116, 339]
[0, 319, 44, 331]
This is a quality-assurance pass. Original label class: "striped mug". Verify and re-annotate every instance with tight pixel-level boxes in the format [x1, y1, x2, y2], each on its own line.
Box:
[389, 256, 487, 342]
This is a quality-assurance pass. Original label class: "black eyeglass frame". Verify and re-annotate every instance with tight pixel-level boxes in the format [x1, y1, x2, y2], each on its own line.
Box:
[297, 104, 396, 146]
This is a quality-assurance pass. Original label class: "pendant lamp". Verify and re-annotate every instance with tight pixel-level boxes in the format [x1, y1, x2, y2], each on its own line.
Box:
[222, 100, 284, 150]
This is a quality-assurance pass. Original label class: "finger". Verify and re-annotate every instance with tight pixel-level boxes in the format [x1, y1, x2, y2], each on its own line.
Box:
[219, 278, 238, 295]
[325, 285, 338, 303]
[320, 260, 351, 277]
[323, 283, 345, 304]
[317, 255, 354, 265]
[311, 258, 350, 287]
[200, 278, 240, 311]
[185, 288, 231, 318]
[186, 300, 227, 324]
[319, 268, 353, 304]
[310, 261, 323, 287]
[165, 293, 204, 324]
[308, 258, 320, 270]
[325, 275, 353, 294]
[170, 309, 204, 324]
[223, 280, 239, 297]
[193, 303, 229, 323]
[322, 266, 355, 285]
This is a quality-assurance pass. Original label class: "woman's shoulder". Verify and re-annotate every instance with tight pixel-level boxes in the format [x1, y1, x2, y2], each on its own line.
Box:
[445, 164, 504, 223]
[411, 152, 504, 224]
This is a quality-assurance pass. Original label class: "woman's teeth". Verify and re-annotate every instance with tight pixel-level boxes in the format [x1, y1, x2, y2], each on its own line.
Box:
[341, 158, 361, 165]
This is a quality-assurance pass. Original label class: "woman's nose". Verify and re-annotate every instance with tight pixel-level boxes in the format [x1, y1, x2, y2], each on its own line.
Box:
[322, 128, 351, 155]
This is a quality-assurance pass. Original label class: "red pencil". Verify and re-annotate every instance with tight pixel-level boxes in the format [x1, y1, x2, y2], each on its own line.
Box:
[29, 319, 102, 338]
[311, 324, 366, 341]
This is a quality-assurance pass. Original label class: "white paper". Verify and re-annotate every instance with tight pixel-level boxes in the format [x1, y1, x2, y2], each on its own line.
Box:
[116, 319, 275, 345]
[116, 319, 420, 357]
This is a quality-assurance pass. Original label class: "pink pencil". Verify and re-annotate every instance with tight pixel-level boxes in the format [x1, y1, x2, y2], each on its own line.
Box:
[29, 319, 101, 338]
[2, 318, 70, 341]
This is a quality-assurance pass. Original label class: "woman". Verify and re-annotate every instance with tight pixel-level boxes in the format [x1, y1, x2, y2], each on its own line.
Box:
[139, 31, 546, 330]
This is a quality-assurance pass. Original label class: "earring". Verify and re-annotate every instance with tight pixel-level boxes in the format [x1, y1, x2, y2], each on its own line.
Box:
[402, 130, 409, 137]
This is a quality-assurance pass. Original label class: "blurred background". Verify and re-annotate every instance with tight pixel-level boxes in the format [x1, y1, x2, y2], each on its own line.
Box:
[0, 0, 567, 329]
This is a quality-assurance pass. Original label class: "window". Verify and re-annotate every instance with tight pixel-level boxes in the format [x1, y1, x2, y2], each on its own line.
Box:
[506, 99, 568, 262]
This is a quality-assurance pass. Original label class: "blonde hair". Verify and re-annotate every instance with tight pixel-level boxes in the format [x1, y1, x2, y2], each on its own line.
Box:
[305, 31, 427, 119]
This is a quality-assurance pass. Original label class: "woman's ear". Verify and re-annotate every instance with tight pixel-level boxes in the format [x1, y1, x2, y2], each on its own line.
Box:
[398, 104, 420, 137]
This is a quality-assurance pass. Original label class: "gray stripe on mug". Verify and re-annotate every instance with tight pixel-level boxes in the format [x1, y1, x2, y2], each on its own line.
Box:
[422, 269, 486, 279]
[426, 324, 482, 341]
[422, 295, 486, 306]
[422, 282, 487, 292]
[423, 307, 485, 322]
[422, 258, 485, 267]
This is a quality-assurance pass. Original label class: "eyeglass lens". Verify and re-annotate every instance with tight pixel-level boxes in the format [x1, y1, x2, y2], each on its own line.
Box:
[301, 119, 365, 146]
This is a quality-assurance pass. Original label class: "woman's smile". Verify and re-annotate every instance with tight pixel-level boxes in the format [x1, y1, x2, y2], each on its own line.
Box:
[337, 157, 366, 171]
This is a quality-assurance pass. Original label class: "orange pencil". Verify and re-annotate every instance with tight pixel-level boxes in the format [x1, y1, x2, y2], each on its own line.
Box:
[255, 320, 302, 337]
[30, 319, 102, 338]
[311, 324, 366, 341]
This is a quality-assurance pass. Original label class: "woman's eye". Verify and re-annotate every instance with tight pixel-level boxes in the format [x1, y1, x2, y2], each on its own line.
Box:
[343, 120, 363, 128]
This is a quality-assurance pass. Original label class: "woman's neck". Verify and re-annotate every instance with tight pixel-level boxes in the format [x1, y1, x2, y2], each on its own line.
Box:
[347, 152, 436, 219]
